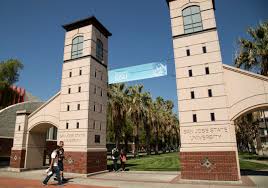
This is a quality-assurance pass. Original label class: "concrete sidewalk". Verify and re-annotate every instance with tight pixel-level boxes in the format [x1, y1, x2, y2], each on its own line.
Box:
[0, 168, 267, 188]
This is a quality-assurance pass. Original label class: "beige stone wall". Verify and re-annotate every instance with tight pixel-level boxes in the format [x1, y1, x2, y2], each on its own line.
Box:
[59, 23, 108, 153]
[27, 92, 60, 131]
[170, 0, 236, 152]
[223, 65, 268, 120]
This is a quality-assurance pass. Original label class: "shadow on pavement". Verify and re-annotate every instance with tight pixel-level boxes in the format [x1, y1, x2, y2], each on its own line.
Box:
[241, 170, 268, 176]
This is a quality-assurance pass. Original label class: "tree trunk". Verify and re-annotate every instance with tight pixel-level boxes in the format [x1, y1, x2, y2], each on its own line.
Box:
[145, 125, 151, 155]
[155, 124, 159, 155]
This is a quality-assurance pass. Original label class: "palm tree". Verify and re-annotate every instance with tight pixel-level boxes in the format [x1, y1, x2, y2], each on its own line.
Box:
[235, 21, 268, 76]
[128, 84, 145, 157]
[107, 83, 129, 148]
[141, 92, 152, 155]
[152, 97, 165, 154]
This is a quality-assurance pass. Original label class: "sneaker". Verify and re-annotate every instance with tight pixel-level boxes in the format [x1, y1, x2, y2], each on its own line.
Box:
[42, 182, 47, 186]
[62, 178, 68, 182]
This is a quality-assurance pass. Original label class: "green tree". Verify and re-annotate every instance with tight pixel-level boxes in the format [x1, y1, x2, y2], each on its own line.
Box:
[235, 21, 268, 76]
[107, 83, 129, 148]
[0, 59, 24, 109]
[0, 59, 24, 86]
[128, 84, 145, 157]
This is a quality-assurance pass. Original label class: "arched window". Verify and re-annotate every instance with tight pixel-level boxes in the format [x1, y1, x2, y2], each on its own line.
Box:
[182, 6, 203, 34]
[71, 36, 84, 59]
[96, 39, 103, 61]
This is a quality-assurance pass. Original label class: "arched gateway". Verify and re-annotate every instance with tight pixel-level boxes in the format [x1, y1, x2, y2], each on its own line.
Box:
[167, 0, 268, 181]
[9, 0, 268, 182]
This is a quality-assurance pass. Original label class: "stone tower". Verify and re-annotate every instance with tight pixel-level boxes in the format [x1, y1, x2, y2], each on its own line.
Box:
[59, 16, 111, 174]
[166, 0, 240, 181]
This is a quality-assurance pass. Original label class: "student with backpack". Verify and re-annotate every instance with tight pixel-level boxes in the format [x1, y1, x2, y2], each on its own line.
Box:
[111, 147, 119, 171]
[42, 146, 62, 186]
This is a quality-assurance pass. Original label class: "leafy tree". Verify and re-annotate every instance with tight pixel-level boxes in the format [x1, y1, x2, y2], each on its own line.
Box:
[0, 59, 24, 109]
[235, 21, 268, 76]
[0, 59, 24, 86]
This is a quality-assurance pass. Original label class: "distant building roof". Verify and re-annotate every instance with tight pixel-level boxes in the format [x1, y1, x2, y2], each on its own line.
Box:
[62, 16, 112, 37]
[0, 101, 44, 138]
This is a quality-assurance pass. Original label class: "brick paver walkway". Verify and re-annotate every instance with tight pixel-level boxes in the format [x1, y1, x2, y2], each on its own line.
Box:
[0, 177, 115, 188]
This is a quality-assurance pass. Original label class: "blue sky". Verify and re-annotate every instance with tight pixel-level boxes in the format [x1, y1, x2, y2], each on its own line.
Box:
[0, 0, 267, 113]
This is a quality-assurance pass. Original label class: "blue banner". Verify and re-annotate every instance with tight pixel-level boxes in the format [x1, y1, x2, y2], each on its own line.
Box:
[108, 62, 167, 84]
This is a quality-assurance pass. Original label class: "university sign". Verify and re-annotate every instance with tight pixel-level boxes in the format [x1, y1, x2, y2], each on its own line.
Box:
[108, 62, 168, 84]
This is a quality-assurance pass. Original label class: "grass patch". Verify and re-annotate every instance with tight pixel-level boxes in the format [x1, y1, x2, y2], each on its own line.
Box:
[239, 160, 268, 170]
[108, 152, 180, 171]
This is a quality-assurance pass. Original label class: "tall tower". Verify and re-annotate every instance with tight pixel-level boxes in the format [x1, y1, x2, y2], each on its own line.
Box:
[59, 16, 111, 174]
[167, 0, 240, 181]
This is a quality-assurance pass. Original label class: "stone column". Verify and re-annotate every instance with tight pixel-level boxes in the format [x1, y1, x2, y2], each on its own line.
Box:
[10, 110, 30, 169]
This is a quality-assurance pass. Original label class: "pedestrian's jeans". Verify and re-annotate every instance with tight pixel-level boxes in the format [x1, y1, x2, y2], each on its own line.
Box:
[113, 159, 117, 171]
[43, 166, 62, 185]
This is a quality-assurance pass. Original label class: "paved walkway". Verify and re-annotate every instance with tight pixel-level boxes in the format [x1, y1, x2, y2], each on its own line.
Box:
[0, 168, 267, 188]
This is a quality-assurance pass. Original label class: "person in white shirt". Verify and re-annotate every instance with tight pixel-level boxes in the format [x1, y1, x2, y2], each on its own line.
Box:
[42, 146, 62, 186]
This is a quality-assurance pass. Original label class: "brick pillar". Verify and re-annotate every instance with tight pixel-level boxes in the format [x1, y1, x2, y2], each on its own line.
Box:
[10, 150, 26, 168]
[63, 151, 106, 174]
[10, 110, 30, 169]
[180, 151, 239, 181]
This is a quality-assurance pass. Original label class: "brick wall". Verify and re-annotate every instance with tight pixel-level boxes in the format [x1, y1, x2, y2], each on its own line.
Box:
[64, 151, 107, 174]
[180, 151, 239, 181]
[10, 150, 25, 168]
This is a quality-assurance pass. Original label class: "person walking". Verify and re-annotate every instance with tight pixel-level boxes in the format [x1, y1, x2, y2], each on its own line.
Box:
[54, 141, 67, 182]
[120, 149, 127, 171]
[43, 146, 62, 186]
[111, 147, 119, 171]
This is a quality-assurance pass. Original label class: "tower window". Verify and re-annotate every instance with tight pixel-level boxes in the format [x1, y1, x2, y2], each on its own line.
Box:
[76, 122, 79, 129]
[68, 88, 71, 94]
[183, 6, 203, 34]
[191, 91, 195, 99]
[67, 105, 70, 111]
[18, 126, 20, 131]
[66, 122, 69, 129]
[95, 70, 97, 78]
[186, 49, 190, 56]
[203, 46, 207, 53]
[94, 104, 96, 111]
[100, 104, 102, 113]
[79, 69, 82, 75]
[94, 85, 97, 94]
[188, 69, 193, 77]
[69, 72, 72, 77]
[101, 89, 103, 96]
[96, 39, 103, 61]
[78, 86, 81, 93]
[205, 67, 210, 74]
[100, 122, 102, 130]
[95, 135, 100, 143]
[193, 114, 197, 122]
[71, 36, 84, 59]
[93, 121, 96, 129]
[77, 104, 80, 110]
[208, 89, 213, 97]
[211, 113, 215, 121]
